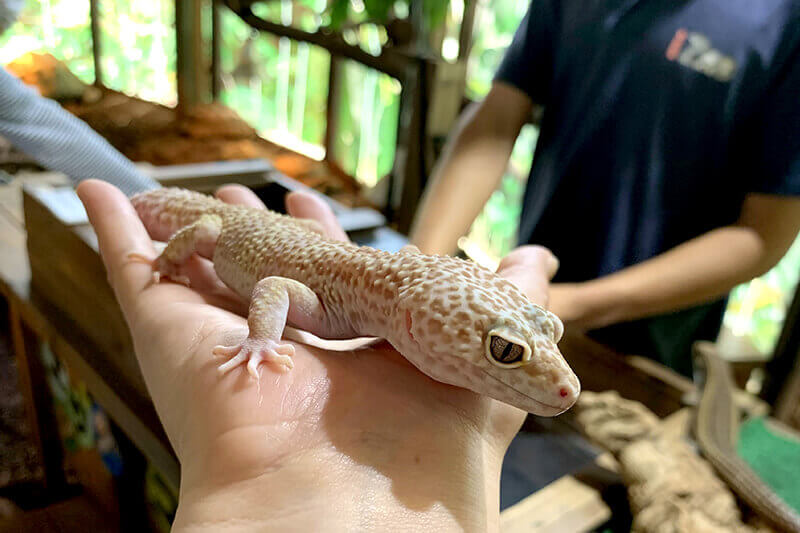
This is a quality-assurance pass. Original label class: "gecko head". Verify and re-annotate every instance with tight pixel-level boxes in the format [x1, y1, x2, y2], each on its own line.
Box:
[396, 267, 580, 416]
[476, 307, 579, 416]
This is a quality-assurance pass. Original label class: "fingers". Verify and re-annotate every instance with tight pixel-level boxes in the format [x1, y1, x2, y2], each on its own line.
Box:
[215, 184, 267, 209]
[496, 245, 559, 307]
[76, 180, 158, 314]
[285, 191, 349, 242]
[215, 184, 349, 242]
[498, 245, 559, 280]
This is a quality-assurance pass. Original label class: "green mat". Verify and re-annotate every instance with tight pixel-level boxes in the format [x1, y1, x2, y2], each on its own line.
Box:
[737, 416, 800, 513]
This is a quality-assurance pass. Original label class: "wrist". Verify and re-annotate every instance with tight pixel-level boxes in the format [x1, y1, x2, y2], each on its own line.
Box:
[173, 436, 505, 531]
[560, 280, 630, 330]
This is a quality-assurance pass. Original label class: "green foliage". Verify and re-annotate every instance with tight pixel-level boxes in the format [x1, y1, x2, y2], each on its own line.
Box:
[0, 0, 94, 82]
[725, 235, 800, 354]
[327, 0, 350, 28]
[464, 0, 529, 99]
[421, 0, 449, 35]
[97, 0, 177, 105]
[219, 8, 330, 149]
[332, 59, 400, 185]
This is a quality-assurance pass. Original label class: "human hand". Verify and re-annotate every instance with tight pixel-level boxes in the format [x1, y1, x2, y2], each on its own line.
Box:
[496, 245, 560, 306]
[77, 180, 557, 532]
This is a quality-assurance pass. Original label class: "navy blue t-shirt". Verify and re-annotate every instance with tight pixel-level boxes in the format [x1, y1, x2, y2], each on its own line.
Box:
[495, 0, 800, 374]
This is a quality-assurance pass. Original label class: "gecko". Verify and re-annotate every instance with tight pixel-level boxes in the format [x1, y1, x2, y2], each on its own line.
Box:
[130, 187, 580, 416]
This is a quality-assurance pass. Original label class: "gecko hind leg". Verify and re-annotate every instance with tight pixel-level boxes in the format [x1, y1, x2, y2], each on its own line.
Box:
[131, 214, 222, 286]
[214, 276, 328, 377]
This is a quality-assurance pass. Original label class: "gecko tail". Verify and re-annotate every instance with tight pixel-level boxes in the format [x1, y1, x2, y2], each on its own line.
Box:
[131, 188, 222, 241]
[282, 326, 382, 352]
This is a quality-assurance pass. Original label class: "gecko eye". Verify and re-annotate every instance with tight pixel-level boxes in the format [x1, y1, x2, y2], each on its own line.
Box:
[485, 327, 532, 368]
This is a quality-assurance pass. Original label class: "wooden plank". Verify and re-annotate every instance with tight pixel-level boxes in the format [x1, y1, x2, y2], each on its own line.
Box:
[23, 188, 147, 396]
[500, 475, 612, 532]
[225, 2, 410, 80]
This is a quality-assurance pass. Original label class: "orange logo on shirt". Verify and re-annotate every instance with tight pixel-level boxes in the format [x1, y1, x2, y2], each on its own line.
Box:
[665, 28, 737, 82]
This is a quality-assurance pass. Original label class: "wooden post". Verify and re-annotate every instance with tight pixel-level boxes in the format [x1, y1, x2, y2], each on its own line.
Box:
[211, 0, 222, 100]
[8, 301, 67, 493]
[89, 0, 102, 86]
[764, 282, 800, 425]
[176, 0, 209, 110]
[324, 56, 342, 163]
[393, 57, 434, 234]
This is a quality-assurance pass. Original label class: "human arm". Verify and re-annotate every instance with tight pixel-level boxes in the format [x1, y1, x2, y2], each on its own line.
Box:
[0, 68, 158, 195]
[548, 194, 800, 330]
[77, 179, 558, 532]
[409, 82, 532, 255]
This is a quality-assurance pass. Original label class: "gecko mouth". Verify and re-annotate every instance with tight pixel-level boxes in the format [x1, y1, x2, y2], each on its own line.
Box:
[478, 368, 567, 414]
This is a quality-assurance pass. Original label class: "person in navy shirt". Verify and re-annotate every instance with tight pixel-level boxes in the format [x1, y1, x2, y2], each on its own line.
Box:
[410, 0, 800, 376]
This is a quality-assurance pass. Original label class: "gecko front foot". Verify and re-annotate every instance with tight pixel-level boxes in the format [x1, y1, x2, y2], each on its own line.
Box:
[214, 338, 295, 377]
[128, 253, 191, 286]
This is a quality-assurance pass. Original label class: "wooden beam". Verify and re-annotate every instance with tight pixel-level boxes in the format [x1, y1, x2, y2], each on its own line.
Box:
[224, 3, 412, 80]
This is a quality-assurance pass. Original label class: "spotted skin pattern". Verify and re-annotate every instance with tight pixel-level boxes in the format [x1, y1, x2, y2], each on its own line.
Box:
[131, 188, 580, 416]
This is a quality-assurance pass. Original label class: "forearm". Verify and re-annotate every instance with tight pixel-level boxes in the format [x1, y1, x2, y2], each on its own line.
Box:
[410, 83, 531, 255]
[410, 108, 514, 255]
[174, 442, 503, 532]
[0, 69, 158, 195]
[565, 222, 797, 329]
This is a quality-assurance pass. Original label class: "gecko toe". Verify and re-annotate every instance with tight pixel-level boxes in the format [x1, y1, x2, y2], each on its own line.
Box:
[275, 344, 295, 356]
[213, 344, 241, 357]
[247, 353, 263, 378]
[217, 350, 247, 373]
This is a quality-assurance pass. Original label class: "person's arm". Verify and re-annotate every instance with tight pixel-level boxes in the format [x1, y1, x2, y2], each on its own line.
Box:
[409, 82, 532, 255]
[0, 68, 158, 195]
[549, 193, 800, 329]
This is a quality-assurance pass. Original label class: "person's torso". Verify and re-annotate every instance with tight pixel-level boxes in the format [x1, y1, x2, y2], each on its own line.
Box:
[519, 0, 797, 281]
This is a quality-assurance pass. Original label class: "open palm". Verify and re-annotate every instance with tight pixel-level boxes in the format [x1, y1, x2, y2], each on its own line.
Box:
[77, 179, 557, 530]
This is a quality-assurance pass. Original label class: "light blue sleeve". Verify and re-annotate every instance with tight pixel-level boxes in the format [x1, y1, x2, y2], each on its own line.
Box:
[0, 68, 159, 196]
